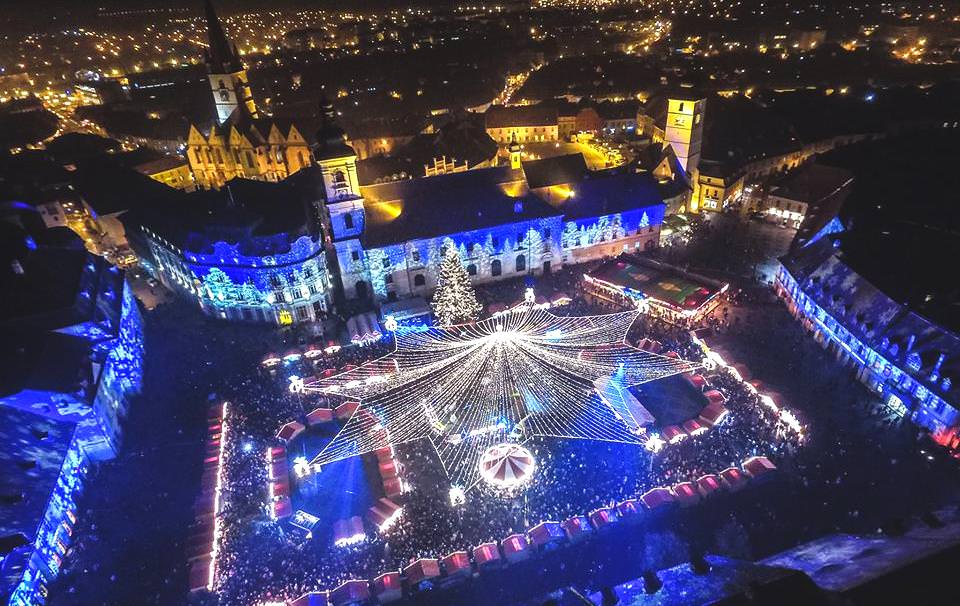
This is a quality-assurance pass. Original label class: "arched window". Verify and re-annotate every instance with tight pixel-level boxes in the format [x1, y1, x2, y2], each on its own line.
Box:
[344, 213, 354, 229]
[414, 274, 426, 287]
[515, 254, 526, 272]
[491, 259, 502, 277]
[467, 264, 477, 276]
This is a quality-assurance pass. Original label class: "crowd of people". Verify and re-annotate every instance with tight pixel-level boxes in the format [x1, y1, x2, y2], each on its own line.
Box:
[203, 286, 813, 606]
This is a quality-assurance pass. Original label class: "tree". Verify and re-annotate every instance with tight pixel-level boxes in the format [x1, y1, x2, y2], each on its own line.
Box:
[431, 246, 482, 327]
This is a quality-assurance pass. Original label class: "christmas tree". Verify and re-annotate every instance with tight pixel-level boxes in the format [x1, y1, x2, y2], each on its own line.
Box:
[431, 246, 483, 327]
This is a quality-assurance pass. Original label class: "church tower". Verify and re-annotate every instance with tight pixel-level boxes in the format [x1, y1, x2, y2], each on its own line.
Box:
[203, 0, 258, 125]
[508, 133, 522, 170]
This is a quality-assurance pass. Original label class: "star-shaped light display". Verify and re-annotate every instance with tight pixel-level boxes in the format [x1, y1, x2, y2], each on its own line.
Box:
[306, 307, 698, 490]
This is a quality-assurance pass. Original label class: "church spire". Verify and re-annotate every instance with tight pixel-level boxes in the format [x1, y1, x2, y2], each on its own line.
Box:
[203, 0, 241, 73]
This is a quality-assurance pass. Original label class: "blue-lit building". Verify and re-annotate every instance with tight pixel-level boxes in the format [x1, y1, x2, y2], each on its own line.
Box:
[0, 236, 144, 604]
[315, 117, 686, 302]
[125, 173, 335, 326]
[122, 103, 687, 319]
[776, 224, 959, 440]
[0, 407, 87, 606]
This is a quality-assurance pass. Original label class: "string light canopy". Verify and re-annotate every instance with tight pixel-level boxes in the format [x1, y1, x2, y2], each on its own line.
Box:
[306, 307, 698, 490]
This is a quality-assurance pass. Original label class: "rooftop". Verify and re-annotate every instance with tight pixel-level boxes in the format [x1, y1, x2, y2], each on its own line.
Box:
[589, 255, 725, 312]
[771, 164, 855, 204]
[0, 405, 76, 548]
[484, 104, 558, 129]
[359, 165, 556, 249]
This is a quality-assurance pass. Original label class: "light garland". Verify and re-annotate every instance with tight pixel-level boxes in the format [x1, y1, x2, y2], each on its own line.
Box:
[306, 307, 698, 490]
[209, 401, 228, 592]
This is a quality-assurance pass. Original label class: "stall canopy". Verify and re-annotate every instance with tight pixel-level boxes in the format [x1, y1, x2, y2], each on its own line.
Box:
[371, 572, 402, 603]
[617, 499, 641, 518]
[473, 542, 501, 566]
[403, 558, 441, 585]
[290, 592, 329, 606]
[703, 389, 727, 405]
[684, 374, 707, 390]
[276, 420, 305, 442]
[699, 402, 729, 427]
[589, 507, 619, 528]
[332, 516, 365, 547]
[742, 455, 777, 478]
[640, 487, 676, 510]
[695, 474, 723, 497]
[306, 407, 334, 425]
[662, 424, 686, 444]
[719, 466, 749, 491]
[330, 580, 370, 606]
[672, 481, 700, 506]
[561, 515, 593, 542]
[442, 551, 472, 577]
[501, 533, 531, 562]
[528, 521, 566, 547]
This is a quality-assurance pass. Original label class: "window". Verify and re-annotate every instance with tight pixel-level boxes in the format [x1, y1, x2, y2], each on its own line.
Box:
[491, 259, 502, 277]
[515, 254, 526, 272]
[351, 250, 360, 261]
[414, 274, 426, 287]
[467, 264, 477, 276]
[344, 213, 354, 229]
[355, 281, 368, 298]
[385, 274, 393, 284]
[411, 250, 420, 263]
[678, 102, 685, 111]
[219, 89, 230, 102]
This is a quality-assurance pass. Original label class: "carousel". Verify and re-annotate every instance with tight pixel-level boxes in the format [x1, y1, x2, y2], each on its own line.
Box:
[478, 443, 536, 489]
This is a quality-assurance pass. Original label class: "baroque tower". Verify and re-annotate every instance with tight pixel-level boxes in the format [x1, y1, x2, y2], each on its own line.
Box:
[203, 0, 258, 125]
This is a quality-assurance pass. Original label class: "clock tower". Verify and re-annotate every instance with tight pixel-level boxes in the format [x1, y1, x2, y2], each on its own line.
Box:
[203, 0, 258, 125]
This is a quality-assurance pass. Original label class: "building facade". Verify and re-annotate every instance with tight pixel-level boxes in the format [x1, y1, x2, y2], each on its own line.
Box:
[318, 126, 680, 303]
[485, 105, 560, 144]
[777, 236, 958, 439]
[129, 176, 335, 326]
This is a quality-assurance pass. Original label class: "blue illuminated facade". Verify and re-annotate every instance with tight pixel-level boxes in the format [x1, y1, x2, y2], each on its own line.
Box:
[1, 270, 145, 605]
[132, 177, 334, 326]
[325, 157, 670, 303]
[776, 241, 959, 439]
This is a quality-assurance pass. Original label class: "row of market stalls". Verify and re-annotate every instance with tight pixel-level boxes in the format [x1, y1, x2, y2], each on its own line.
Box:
[584, 254, 728, 327]
[267, 445, 293, 521]
[659, 372, 731, 445]
[188, 403, 228, 593]
[275, 405, 405, 548]
[285, 455, 778, 606]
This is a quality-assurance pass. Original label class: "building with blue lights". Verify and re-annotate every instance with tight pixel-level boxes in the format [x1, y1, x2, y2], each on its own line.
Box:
[125, 173, 334, 326]
[776, 229, 959, 441]
[0, 407, 87, 606]
[122, 100, 687, 320]
[0, 237, 144, 604]
[318, 122, 686, 303]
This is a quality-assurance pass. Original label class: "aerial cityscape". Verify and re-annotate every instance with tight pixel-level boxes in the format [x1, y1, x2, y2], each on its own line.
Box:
[1, 1, 959, 605]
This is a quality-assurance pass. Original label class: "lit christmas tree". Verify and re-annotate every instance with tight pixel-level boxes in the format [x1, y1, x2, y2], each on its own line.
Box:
[431, 246, 482, 327]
